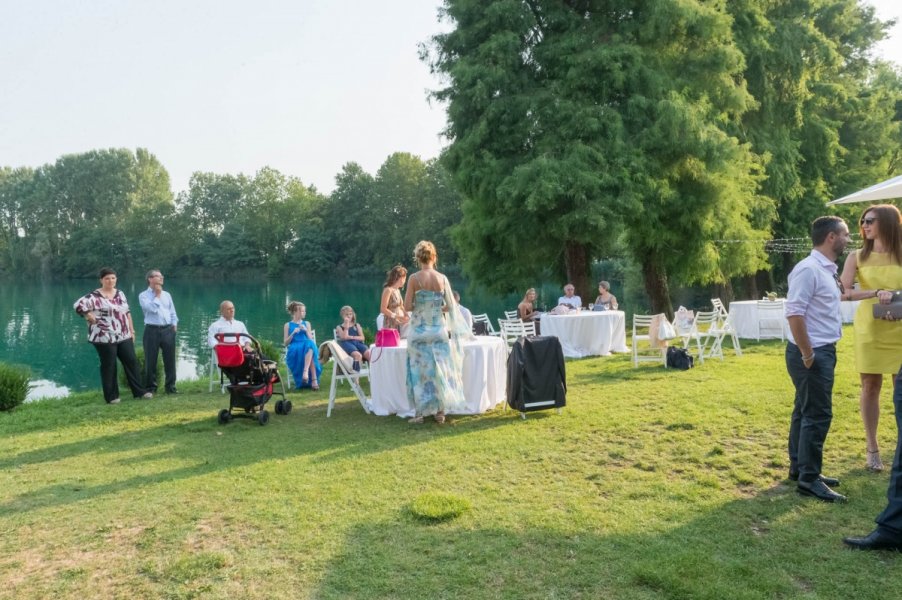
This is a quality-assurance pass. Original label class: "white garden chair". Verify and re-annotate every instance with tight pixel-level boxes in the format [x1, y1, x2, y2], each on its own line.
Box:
[756, 300, 785, 342]
[472, 313, 501, 336]
[323, 340, 370, 417]
[499, 318, 536, 348]
[632, 314, 667, 368]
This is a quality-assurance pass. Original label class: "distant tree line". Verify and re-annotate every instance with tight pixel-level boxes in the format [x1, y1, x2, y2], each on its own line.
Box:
[0, 149, 462, 279]
[423, 0, 902, 314]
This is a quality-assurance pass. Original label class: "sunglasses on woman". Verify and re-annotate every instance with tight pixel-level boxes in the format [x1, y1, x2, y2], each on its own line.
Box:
[860, 217, 877, 226]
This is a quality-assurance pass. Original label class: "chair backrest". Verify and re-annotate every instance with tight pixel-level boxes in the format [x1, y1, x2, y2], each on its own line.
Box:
[499, 318, 534, 344]
[756, 300, 784, 316]
[692, 310, 720, 334]
[473, 313, 498, 335]
[504, 310, 519, 320]
[632, 314, 655, 332]
[711, 298, 728, 318]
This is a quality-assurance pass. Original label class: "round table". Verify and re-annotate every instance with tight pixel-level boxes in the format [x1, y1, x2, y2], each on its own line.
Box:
[539, 310, 628, 358]
[368, 336, 507, 417]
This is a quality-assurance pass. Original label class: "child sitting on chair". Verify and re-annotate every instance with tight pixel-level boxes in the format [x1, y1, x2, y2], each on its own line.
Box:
[335, 305, 370, 372]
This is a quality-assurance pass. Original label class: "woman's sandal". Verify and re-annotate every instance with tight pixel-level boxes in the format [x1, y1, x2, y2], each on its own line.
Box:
[435, 411, 446, 424]
[311, 379, 319, 391]
[408, 416, 424, 424]
[867, 449, 884, 472]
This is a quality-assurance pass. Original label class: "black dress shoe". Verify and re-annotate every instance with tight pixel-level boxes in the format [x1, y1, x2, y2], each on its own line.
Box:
[843, 530, 902, 551]
[166, 388, 179, 394]
[797, 480, 847, 503]
[788, 472, 840, 487]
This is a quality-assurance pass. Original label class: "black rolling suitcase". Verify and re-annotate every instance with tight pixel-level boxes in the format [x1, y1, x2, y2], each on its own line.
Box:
[506, 335, 566, 419]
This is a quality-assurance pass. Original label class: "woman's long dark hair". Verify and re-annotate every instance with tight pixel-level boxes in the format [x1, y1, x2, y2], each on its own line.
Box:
[859, 204, 902, 265]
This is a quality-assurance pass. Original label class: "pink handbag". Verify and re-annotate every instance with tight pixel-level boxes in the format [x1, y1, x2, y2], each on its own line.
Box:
[375, 328, 400, 347]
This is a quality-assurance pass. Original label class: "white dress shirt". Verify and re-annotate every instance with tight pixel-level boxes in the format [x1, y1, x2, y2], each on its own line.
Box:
[785, 249, 843, 348]
[208, 317, 249, 347]
[557, 295, 582, 309]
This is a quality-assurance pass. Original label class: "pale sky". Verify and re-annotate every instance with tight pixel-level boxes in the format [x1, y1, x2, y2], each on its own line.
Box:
[0, 0, 899, 196]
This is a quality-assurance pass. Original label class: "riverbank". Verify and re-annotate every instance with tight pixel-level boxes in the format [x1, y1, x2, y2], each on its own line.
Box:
[2, 334, 897, 598]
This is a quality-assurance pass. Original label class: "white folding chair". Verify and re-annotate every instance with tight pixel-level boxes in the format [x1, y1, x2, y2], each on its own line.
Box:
[756, 300, 785, 341]
[677, 310, 721, 364]
[504, 310, 519, 320]
[710, 298, 742, 357]
[632, 314, 667, 368]
[499, 319, 536, 349]
[472, 313, 501, 336]
[324, 340, 370, 417]
[208, 347, 227, 393]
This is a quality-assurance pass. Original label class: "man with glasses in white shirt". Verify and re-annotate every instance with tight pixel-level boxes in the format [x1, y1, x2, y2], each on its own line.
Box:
[785, 216, 850, 503]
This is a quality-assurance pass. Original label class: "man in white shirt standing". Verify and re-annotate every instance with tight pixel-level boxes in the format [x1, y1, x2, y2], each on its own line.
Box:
[785, 216, 850, 503]
[208, 300, 252, 351]
[557, 283, 582, 310]
[139, 269, 179, 394]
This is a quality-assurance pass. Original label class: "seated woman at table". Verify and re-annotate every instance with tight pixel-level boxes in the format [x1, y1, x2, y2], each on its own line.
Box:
[518, 288, 541, 334]
[335, 305, 370, 372]
[404, 240, 470, 424]
[284, 301, 321, 390]
[594, 281, 619, 310]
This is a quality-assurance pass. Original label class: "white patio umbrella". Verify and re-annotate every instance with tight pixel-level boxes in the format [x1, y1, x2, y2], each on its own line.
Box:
[827, 174, 902, 205]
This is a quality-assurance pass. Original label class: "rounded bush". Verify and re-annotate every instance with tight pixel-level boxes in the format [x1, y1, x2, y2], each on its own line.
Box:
[410, 492, 471, 522]
[0, 362, 31, 412]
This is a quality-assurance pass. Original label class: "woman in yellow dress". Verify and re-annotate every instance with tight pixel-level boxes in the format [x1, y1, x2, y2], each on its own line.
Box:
[840, 204, 902, 471]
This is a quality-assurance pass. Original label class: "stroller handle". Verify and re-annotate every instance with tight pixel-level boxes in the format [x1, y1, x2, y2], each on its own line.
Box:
[214, 332, 259, 348]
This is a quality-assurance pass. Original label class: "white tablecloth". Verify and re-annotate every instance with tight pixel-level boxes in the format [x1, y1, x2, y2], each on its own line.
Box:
[368, 336, 507, 417]
[840, 300, 860, 323]
[728, 300, 787, 339]
[539, 310, 628, 358]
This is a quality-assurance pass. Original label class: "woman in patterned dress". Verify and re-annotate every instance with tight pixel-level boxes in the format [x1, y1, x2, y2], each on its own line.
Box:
[403, 241, 470, 423]
[380, 264, 409, 336]
[73, 267, 151, 404]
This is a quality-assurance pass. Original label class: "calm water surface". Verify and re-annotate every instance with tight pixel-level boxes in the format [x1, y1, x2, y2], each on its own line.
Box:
[2, 277, 556, 399]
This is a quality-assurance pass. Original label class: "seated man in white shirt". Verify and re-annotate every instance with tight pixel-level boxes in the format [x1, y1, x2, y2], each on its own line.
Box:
[557, 283, 582, 310]
[453, 291, 473, 329]
[208, 300, 253, 351]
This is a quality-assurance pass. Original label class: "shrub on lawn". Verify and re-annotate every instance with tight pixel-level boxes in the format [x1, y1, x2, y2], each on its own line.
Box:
[0, 362, 30, 411]
[410, 492, 471, 522]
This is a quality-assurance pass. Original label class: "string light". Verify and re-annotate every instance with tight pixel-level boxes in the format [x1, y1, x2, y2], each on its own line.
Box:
[713, 235, 862, 254]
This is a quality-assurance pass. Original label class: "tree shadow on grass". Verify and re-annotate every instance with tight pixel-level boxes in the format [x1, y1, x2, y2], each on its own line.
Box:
[312, 483, 899, 600]
[0, 391, 516, 514]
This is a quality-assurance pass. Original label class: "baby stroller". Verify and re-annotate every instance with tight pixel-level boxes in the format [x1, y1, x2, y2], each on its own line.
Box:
[214, 332, 290, 425]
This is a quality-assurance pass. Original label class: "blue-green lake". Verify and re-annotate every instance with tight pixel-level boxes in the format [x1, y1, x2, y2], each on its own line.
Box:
[2, 276, 563, 400]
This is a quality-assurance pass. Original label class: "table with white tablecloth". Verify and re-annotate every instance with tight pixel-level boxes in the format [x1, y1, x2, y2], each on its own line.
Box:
[840, 300, 860, 323]
[729, 299, 859, 339]
[368, 336, 507, 418]
[539, 310, 628, 358]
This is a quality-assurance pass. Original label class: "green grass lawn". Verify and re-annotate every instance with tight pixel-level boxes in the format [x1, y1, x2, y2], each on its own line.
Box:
[2, 329, 901, 599]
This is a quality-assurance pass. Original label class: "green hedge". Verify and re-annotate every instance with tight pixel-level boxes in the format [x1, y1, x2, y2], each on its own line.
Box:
[0, 362, 30, 411]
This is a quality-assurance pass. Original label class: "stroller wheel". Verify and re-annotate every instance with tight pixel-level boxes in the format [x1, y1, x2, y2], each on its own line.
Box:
[275, 400, 285, 415]
[217, 409, 231, 425]
[258, 410, 270, 425]
[283, 400, 293, 415]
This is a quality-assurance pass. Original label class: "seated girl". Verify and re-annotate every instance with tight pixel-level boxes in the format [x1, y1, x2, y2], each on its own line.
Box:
[284, 301, 322, 390]
[335, 305, 370, 372]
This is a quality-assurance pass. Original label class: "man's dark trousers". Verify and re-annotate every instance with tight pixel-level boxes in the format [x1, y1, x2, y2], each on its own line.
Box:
[786, 341, 836, 483]
[875, 366, 902, 535]
[144, 324, 176, 392]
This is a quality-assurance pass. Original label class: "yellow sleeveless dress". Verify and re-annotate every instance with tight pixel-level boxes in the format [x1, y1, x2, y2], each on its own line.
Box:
[853, 250, 902, 374]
